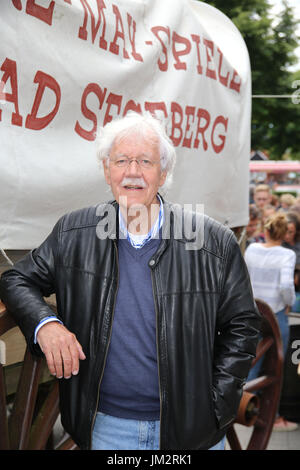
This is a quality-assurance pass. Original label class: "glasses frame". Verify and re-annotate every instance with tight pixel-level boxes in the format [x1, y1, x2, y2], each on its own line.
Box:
[109, 156, 161, 170]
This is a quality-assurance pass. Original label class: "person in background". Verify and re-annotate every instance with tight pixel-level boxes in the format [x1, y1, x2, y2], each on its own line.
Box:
[246, 205, 262, 247]
[279, 194, 297, 212]
[260, 204, 277, 236]
[252, 185, 273, 242]
[282, 211, 300, 312]
[244, 212, 297, 432]
[289, 204, 300, 216]
[282, 212, 300, 264]
[250, 204, 277, 244]
[262, 204, 276, 222]
[270, 194, 280, 210]
[253, 184, 272, 211]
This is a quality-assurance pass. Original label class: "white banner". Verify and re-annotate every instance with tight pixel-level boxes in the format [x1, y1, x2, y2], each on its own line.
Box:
[0, 0, 251, 249]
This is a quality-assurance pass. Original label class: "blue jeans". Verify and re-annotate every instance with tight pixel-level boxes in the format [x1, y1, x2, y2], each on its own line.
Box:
[247, 307, 289, 382]
[92, 412, 225, 450]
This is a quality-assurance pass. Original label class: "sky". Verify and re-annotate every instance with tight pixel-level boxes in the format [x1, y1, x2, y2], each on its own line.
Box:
[270, 0, 300, 71]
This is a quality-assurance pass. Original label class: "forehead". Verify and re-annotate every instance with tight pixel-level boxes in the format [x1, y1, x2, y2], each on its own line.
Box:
[110, 130, 160, 157]
[255, 191, 269, 199]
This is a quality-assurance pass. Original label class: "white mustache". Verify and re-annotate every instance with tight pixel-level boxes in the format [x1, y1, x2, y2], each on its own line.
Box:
[121, 177, 147, 188]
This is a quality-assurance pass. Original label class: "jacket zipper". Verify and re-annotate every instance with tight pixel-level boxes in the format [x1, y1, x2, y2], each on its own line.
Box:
[150, 266, 163, 450]
[89, 240, 119, 449]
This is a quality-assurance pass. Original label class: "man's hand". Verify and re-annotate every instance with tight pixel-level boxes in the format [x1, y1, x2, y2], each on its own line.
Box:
[37, 322, 86, 379]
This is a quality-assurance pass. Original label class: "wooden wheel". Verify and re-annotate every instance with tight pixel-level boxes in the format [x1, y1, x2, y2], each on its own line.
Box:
[226, 299, 284, 450]
[0, 301, 77, 450]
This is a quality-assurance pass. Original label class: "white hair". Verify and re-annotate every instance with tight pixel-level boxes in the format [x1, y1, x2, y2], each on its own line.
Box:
[95, 112, 176, 190]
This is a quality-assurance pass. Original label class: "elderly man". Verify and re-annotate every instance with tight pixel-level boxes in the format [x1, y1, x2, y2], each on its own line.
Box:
[0, 112, 260, 451]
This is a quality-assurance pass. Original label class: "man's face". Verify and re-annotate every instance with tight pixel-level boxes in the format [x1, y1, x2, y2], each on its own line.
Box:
[254, 191, 271, 209]
[103, 131, 167, 212]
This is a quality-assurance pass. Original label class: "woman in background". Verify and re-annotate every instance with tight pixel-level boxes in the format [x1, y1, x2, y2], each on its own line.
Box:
[282, 211, 300, 312]
[282, 211, 300, 264]
[245, 212, 297, 432]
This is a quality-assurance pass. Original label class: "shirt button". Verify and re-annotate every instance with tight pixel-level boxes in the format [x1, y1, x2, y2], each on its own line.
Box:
[149, 259, 156, 267]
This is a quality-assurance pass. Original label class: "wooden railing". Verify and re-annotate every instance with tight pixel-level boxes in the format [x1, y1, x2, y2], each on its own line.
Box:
[0, 300, 77, 450]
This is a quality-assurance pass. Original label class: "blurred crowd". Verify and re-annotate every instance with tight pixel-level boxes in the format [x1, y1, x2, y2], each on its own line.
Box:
[247, 184, 300, 266]
[245, 184, 300, 432]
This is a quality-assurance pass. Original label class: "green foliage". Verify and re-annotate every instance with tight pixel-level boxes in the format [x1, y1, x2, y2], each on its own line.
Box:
[200, 0, 300, 159]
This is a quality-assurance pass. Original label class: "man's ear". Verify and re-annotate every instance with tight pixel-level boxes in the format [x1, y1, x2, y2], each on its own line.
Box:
[102, 159, 111, 185]
[159, 170, 167, 188]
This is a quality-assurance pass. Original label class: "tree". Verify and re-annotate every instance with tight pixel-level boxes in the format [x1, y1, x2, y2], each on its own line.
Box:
[201, 0, 300, 159]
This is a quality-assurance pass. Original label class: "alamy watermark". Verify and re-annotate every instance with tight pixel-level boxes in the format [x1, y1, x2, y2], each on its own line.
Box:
[95, 199, 205, 251]
[291, 340, 300, 365]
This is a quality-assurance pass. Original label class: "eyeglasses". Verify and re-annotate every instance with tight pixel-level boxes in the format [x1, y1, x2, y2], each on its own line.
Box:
[109, 156, 160, 170]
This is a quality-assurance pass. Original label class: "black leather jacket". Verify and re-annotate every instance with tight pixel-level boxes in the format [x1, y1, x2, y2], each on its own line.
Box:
[0, 200, 260, 450]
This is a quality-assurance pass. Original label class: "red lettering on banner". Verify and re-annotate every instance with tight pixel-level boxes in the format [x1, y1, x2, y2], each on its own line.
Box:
[127, 13, 143, 62]
[73, 84, 229, 153]
[123, 99, 142, 115]
[11, 0, 22, 10]
[194, 109, 211, 151]
[144, 102, 168, 119]
[191, 34, 203, 75]
[170, 102, 183, 147]
[203, 39, 217, 80]
[11, 0, 72, 16]
[25, 71, 61, 130]
[211, 116, 228, 153]
[0, 57, 230, 152]
[217, 48, 229, 87]
[182, 106, 195, 148]
[109, 5, 129, 59]
[75, 84, 107, 141]
[79, 0, 107, 50]
[0, 58, 23, 126]
[10, 1, 241, 95]
[103, 93, 123, 126]
[229, 69, 241, 93]
[26, 0, 55, 26]
[172, 32, 191, 71]
[151, 26, 170, 72]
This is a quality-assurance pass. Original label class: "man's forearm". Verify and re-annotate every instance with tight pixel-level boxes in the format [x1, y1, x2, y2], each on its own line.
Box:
[0, 265, 57, 355]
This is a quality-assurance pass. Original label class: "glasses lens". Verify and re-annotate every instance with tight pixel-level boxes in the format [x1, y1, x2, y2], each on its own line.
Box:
[111, 157, 156, 169]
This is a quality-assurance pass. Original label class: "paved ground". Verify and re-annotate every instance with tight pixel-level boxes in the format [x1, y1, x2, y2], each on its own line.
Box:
[226, 422, 300, 450]
[267, 425, 300, 450]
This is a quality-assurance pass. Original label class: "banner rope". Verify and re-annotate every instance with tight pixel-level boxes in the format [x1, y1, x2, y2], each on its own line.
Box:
[0, 248, 14, 266]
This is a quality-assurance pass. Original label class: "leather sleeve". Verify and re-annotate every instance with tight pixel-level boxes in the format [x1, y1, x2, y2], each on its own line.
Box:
[213, 232, 261, 429]
[0, 217, 63, 356]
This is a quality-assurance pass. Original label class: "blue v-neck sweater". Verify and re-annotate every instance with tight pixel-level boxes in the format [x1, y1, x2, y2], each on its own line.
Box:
[98, 237, 161, 420]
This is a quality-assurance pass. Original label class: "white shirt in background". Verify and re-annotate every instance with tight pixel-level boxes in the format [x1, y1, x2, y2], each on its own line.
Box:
[244, 243, 296, 313]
